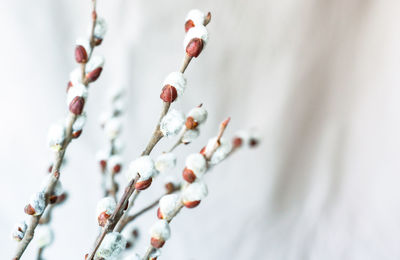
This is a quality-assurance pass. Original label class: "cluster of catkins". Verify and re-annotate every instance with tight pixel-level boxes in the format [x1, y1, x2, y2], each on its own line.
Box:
[12, 12, 107, 254]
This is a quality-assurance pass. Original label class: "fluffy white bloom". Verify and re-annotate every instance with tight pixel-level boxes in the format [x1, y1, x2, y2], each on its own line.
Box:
[163, 72, 187, 97]
[159, 194, 181, 220]
[86, 55, 105, 72]
[188, 106, 208, 125]
[160, 109, 185, 137]
[96, 150, 109, 163]
[40, 175, 63, 196]
[150, 220, 171, 240]
[185, 9, 206, 26]
[155, 153, 177, 173]
[94, 17, 107, 39]
[96, 197, 117, 216]
[72, 113, 87, 132]
[66, 83, 88, 105]
[104, 117, 122, 140]
[76, 37, 91, 55]
[27, 192, 45, 216]
[97, 232, 127, 260]
[185, 153, 207, 178]
[123, 253, 141, 260]
[69, 67, 82, 85]
[47, 123, 66, 151]
[205, 137, 233, 165]
[12, 221, 27, 241]
[181, 129, 200, 144]
[113, 138, 125, 154]
[36, 225, 53, 248]
[127, 156, 157, 181]
[183, 25, 209, 49]
[182, 181, 208, 203]
[107, 155, 123, 173]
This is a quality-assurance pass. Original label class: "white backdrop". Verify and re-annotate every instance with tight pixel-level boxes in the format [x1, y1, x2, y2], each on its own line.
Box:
[1, 0, 400, 259]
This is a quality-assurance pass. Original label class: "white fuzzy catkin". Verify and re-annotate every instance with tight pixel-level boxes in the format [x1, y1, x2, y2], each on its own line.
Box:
[163, 72, 187, 97]
[96, 150, 109, 163]
[35, 225, 53, 248]
[104, 117, 122, 140]
[97, 232, 127, 260]
[12, 221, 27, 241]
[188, 106, 208, 124]
[127, 156, 157, 181]
[72, 112, 87, 132]
[150, 220, 171, 240]
[47, 123, 66, 151]
[185, 9, 206, 26]
[94, 17, 107, 39]
[205, 137, 233, 165]
[75, 37, 91, 55]
[159, 194, 181, 220]
[86, 55, 105, 72]
[182, 181, 208, 203]
[66, 83, 88, 105]
[40, 175, 63, 196]
[69, 67, 82, 85]
[107, 155, 123, 173]
[181, 129, 200, 144]
[123, 253, 142, 260]
[183, 25, 209, 49]
[96, 197, 117, 216]
[185, 153, 207, 178]
[160, 109, 185, 137]
[155, 153, 177, 173]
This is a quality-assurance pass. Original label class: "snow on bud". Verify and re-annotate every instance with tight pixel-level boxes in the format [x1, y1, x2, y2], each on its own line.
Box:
[183, 153, 207, 183]
[12, 221, 27, 242]
[182, 181, 208, 208]
[162, 72, 187, 98]
[75, 38, 91, 63]
[36, 225, 53, 248]
[107, 155, 123, 174]
[185, 9, 206, 32]
[96, 232, 127, 259]
[158, 194, 181, 220]
[96, 197, 116, 227]
[181, 129, 200, 144]
[155, 153, 177, 173]
[187, 106, 208, 126]
[85, 55, 105, 82]
[104, 117, 122, 140]
[160, 109, 185, 137]
[127, 156, 157, 190]
[150, 220, 171, 248]
[72, 113, 87, 138]
[93, 17, 107, 43]
[47, 123, 66, 151]
[205, 137, 233, 165]
[184, 25, 208, 57]
[25, 191, 46, 216]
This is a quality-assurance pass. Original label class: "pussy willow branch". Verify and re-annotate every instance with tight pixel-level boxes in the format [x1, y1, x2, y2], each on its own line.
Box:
[142, 118, 231, 260]
[13, 1, 99, 259]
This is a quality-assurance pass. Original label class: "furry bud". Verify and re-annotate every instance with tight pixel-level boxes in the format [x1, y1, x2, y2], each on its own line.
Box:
[182, 181, 208, 208]
[150, 220, 171, 248]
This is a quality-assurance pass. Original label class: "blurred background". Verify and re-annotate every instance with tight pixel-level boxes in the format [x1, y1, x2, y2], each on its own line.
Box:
[1, 0, 400, 259]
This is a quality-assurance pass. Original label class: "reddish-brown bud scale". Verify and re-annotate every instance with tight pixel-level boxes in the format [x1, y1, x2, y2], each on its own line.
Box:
[182, 168, 196, 183]
[93, 37, 103, 46]
[186, 38, 203, 58]
[165, 182, 175, 194]
[157, 207, 163, 219]
[185, 20, 195, 32]
[184, 200, 201, 208]
[132, 229, 139, 238]
[160, 85, 178, 103]
[75, 45, 88, 63]
[67, 81, 73, 92]
[69, 96, 85, 115]
[200, 146, 206, 156]
[100, 160, 107, 171]
[125, 241, 132, 249]
[86, 67, 103, 82]
[185, 116, 198, 129]
[24, 204, 36, 215]
[151, 237, 165, 248]
[233, 137, 243, 148]
[72, 130, 82, 138]
[249, 138, 259, 147]
[98, 212, 111, 227]
[113, 165, 121, 174]
[85, 253, 89, 260]
[134, 178, 152, 190]
[49, 195, 58, 204]
[56, 193, 67, 204]
[48, 164, 53, 173]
